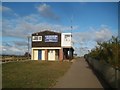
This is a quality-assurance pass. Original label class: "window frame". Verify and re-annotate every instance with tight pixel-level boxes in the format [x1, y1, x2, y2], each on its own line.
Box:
[38, 36, 42, 41]
[32, 36, 42, 41]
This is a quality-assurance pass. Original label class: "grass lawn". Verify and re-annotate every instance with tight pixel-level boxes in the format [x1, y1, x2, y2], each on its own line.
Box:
[2, 60, 72, 88]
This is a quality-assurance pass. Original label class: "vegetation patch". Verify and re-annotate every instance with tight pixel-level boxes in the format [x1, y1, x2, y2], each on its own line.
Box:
[2, 61, 72, 88]
[87, 36, 120, 68]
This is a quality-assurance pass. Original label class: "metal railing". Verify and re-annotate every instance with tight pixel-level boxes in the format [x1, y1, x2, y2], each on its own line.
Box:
[1, 56, 31, 63]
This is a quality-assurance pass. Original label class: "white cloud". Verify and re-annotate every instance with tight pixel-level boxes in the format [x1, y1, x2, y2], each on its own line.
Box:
[2, 45, 27, 55]
[36, 3, 59, 20]
[72, 26, 114, 56]
[2, 41, 29, 55]
[94, 28, 112, 42]
[73, 26, 113, 43]
[2, 12, 80, 55]
[13, 41, 28, 46]
[2, 21, 28, 38]
[23, 14, 41, 23]
[37, 3, 50, 12]
[2, 15, 79, 39]
[0, 6, 12, 12]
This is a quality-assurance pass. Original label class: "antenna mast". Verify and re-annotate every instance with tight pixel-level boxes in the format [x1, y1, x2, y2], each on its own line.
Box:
[71, 15, 73, 46]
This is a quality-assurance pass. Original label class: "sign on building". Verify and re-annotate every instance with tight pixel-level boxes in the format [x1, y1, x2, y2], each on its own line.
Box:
[45, 35, 58, 42]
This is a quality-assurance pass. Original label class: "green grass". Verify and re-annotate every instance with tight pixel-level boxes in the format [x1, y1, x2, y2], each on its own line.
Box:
[2, 60, 72, 88]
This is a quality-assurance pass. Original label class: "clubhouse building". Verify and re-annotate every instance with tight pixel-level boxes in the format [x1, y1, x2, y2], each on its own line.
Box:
[31, 30, 74, 61]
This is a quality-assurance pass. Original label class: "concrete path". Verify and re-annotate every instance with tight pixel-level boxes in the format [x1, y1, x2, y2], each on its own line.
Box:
[54, 57, 103, 88]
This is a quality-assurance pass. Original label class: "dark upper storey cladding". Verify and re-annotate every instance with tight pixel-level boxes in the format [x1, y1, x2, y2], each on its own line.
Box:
[32, 30, 61, 47]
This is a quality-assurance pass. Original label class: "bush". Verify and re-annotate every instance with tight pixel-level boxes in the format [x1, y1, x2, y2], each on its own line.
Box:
[88, 36, 120, 68]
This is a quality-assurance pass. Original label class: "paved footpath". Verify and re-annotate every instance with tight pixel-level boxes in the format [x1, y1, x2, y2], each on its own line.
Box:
[54, 57, 103, 88]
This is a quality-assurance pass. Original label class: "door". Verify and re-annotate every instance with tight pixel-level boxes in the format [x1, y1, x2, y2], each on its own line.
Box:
[38, 50, 42, 60]
[48, 50, 55, 61]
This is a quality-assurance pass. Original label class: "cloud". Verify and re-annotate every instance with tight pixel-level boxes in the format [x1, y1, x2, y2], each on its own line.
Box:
[94, 27, 112, 42]
[73, 26, 113, 43]
[2, 22, 28, 38]
[36, 3, 59, 20]
[23, 14, 42, 24]
[0, 6, 12, 12]
[13, 41, 28, 46]
[2, 39, 29, 55]
[2, 5, 19, 20]
[2, 42, 12, 47]
[2, 41, 28, 55]
[2, 16, 79, 39]
[2, 11, 113, 55]
[2, 12, 79, 55]
[2, 45, 27, 55]
[72, 26, 114, 56]
[2, 18, 34, 38]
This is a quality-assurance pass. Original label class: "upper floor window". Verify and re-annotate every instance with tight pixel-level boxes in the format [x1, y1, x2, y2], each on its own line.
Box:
[64, 35, 71, 42]
[32, 36, 42, 41]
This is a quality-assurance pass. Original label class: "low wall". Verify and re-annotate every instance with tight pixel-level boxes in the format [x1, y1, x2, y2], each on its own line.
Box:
[84, 55, 120, 89]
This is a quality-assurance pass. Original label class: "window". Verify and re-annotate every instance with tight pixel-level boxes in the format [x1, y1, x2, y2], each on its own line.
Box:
[32, 36, 42, 41]
[32, 36, 38, 41]
[38, 36, 42, 41]
[64, 35, 71, 41]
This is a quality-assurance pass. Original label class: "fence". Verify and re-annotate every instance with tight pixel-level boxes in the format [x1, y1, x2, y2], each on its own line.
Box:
[0, 56, 31, 63]
[84, 55, 120, 89]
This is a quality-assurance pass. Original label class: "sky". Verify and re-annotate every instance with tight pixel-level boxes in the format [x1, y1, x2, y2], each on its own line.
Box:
[1, 1, 119, 56]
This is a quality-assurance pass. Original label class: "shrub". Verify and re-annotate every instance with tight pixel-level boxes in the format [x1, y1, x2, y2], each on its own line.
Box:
[88, 36, 120, 68]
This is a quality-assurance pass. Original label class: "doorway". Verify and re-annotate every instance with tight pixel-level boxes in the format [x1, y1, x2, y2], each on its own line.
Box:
[48, 50, 55, 61]
[38, 50, 42, 60]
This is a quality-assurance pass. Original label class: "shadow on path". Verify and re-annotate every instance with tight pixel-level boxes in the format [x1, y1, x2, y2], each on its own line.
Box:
[86, 60, 112, 89]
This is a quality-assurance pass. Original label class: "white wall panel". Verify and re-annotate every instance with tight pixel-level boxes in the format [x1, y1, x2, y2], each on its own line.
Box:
[33, 50, 38, 60]
[42, 50, 45, 60]
[61, 33, 72, 47]
[48, 50, 55, 61]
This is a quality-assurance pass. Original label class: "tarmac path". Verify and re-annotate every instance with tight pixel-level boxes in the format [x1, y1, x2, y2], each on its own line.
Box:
[53, 57, 103, 88]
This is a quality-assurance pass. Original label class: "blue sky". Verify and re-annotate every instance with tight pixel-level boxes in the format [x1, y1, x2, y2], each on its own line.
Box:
[1, 2, 118, 56]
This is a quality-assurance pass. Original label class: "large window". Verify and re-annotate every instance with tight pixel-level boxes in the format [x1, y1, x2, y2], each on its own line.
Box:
[32, 36, 42, 41]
